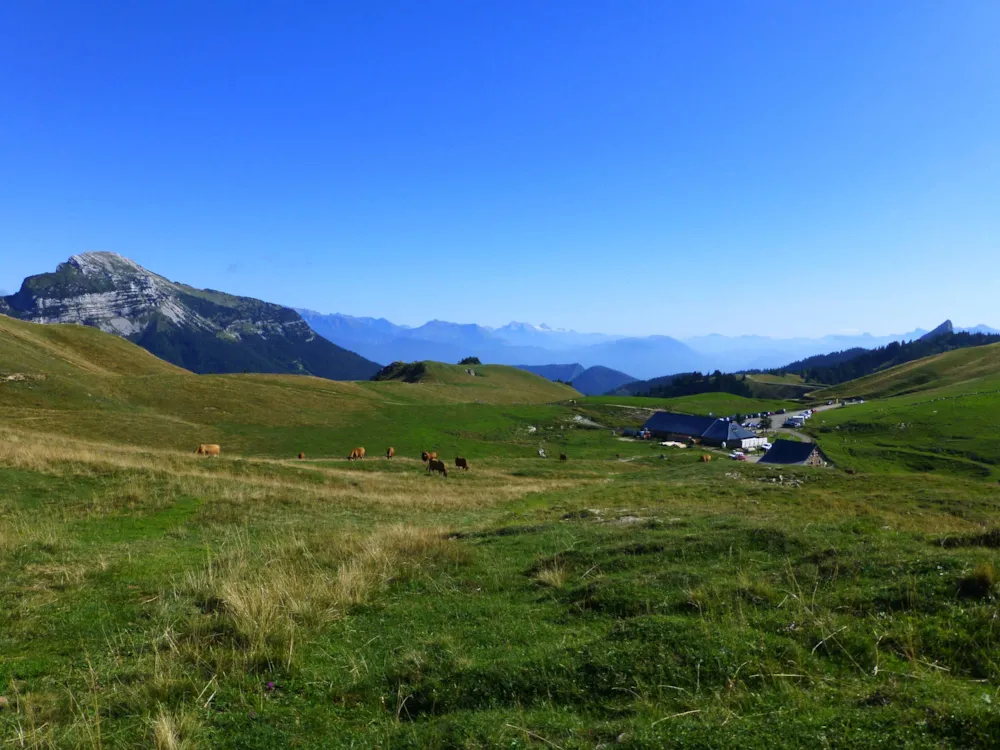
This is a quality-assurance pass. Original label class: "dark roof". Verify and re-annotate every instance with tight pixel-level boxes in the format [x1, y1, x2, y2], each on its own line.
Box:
[703, 420, 757, 442]
[642, 412, 757, 442]
[643, 412, 716, 437]
[758, 439, 827, 465]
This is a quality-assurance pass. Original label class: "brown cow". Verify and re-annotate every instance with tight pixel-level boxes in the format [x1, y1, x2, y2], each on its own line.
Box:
[700, 454, 712, 463]
[195, 444, 221, 457]
[455, 456, 469, 471]
[426, 458, 448, 477]
[298, 452, 305, 460]
[386, 447, 395, 459]
[347, 447, 366, 461]
[421, 451, 438, 462]
[559, 453, 568, 461]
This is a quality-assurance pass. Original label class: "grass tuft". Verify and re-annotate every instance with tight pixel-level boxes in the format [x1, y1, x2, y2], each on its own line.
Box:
[957, 561, 996, 599]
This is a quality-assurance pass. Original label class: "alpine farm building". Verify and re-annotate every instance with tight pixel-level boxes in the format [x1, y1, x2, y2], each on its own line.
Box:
[758, 439, 830, 466]
[641, 412, 767, 450]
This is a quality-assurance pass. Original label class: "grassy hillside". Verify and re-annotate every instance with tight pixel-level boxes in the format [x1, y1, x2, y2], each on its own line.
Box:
[0, 313, 188, 377]
[745, 373, 818, 400]
[0, 318, 587, 460]
[7, 421, 1000, 746]
[801, 343, 1000, 477]
[10, 314, 1000, 745]
[371, 360, 579, 403]
[819, 341, 1000, 400]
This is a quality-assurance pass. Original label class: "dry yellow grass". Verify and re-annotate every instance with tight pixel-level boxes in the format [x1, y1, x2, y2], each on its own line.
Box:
[152, 708, 201, 750]
[533, 564, 568, 589]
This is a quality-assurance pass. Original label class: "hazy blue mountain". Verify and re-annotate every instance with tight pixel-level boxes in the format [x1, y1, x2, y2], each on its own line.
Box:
[299, 312, 702, 378]
[515, 363, 635, 396]
[492, 322, 618, 350]
[516, 364, 587, 382]
[570, 366, 636, 396]
[960, 324, 1000, 335]
[919, 320, 954, 341]
[4, 253, 381, 380]
[292, 309, 1000, 381]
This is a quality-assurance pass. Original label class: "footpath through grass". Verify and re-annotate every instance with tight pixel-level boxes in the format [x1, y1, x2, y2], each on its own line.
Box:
[5, 428, 1000, 748]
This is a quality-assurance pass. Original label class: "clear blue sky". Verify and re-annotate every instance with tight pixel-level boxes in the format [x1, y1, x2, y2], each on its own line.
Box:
[1, 1, 998, 338]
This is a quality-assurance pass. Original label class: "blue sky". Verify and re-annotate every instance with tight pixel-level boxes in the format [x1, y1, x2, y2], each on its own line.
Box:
[1, 1, 998, 338]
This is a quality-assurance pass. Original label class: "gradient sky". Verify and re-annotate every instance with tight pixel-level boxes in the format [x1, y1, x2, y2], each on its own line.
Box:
[1, 1, 998, 338]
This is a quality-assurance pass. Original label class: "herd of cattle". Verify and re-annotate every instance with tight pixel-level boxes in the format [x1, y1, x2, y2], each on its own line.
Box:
[194, 443, 469, 477]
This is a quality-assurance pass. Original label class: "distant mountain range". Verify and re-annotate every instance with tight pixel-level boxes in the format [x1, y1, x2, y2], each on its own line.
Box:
[297, 310, 704, 379]
[6, 253, 997, 387]
[297, 310, 999, 381]
[1, 253, 380, 380]
[515, 364, 636, 396]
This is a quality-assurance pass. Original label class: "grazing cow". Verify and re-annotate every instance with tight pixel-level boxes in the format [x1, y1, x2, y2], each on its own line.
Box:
[348, 447, 366, 461]
[426, 458, 448, 477]
[455, 456, 469, 471]
[421, 451, 429, 462]
[195, 444, 221, 457]
[700, 454, 712, 463]
[559, 453, 568, 461]
[386, 447, 395, 459]
[422, 451, 438, 462]
[298, 452, 305, 460]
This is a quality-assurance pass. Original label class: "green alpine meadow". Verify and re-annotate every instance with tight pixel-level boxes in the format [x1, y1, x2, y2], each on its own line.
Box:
[4, 314, 1000, 748]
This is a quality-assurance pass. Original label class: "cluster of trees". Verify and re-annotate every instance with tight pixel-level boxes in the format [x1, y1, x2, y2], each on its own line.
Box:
[774, 332, 1000, 385]
[637, 371, 753, 399]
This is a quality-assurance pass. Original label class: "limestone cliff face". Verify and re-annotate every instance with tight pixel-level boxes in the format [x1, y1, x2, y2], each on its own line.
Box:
[2, 252, 381, 380]
[5, 252, 208, 336]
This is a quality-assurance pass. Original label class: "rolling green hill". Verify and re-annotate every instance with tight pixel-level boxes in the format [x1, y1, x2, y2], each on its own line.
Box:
[11, 314, 1000, 745]
[0, 317, 582, 459]
[818, 341, 1000, 400]
[805, 342, 1000, 477]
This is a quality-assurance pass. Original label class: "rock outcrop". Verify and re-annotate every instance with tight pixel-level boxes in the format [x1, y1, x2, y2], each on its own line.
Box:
[2, 252, 381, 380]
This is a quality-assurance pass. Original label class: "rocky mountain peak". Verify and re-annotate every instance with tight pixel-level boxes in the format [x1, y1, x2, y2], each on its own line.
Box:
[69, 251, 150, 276]
[1, 253, 380, 380]
[920, 320, 954, 341]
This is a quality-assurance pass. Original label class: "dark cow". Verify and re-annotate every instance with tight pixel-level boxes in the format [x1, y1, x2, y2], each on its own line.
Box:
[455, 456, 469, 471]
[426, 458, 448, 477]
[559, 453, 568, 461]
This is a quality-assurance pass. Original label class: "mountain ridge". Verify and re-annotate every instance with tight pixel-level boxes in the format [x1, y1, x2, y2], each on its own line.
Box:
[3, 252, 380, 380]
